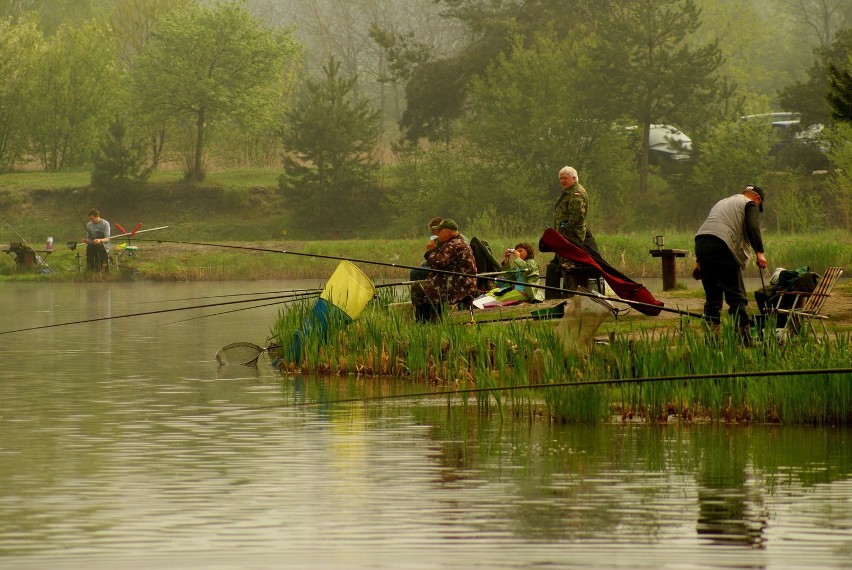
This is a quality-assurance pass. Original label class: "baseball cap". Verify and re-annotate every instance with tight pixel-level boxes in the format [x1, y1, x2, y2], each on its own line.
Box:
[746, 185, 764, 212]
[430, 218, 458, 231]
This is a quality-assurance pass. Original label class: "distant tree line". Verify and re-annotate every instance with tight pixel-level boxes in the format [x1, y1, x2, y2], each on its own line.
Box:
[0, 0, 851, 236]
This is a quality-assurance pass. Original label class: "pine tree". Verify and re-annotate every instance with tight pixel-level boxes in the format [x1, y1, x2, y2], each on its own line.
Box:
[827, 63, 852, 123]
[90, 118, 151, 192]
[280, 58, 382, 237]
[582, 0, 724, 194]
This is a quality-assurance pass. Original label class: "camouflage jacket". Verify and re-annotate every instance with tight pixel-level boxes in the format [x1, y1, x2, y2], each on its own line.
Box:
[421, 234, 478, 304]
[553, 182, 588, 243]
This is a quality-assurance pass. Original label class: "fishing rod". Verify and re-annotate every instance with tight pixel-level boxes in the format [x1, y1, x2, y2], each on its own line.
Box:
[162, 291, 324, 326]
[135, 238, 704, 319]
[153, 270, 561, 331]
[70, 203, 89, 230]
[143, 277, 431, 307]
[203, 367, 852, 410]
[1, 273, 426, 334]
[67, 225, 169, 250]
[0, 292, 311, 336]
[138, 286, 325, 305]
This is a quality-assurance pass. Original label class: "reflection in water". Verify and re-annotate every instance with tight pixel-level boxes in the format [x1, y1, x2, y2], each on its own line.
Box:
[695, 428, 767, 548]
[0, 282, 850, 568]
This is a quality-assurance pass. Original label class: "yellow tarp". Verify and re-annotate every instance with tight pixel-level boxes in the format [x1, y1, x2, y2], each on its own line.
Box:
[320, 261, 376, 320]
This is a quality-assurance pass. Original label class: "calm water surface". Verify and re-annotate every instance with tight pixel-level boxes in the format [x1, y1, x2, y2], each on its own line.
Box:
[0, 281, 850, 569]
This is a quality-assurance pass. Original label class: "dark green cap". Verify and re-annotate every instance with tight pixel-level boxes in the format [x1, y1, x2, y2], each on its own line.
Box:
[430, 218, 458, 231]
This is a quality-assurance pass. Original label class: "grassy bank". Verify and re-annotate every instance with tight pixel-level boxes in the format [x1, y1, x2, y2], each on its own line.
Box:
[2, 230, 849, 283]
[2, 171, 850, 281]
[269, 292, 852, 426]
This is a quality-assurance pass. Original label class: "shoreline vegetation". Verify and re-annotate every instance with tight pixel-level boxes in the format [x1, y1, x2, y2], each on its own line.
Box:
[1, 173, 851, 282]
[4, 233, 851, 283]
[269, 291, 851, 426]
[4, 175, 851, 427]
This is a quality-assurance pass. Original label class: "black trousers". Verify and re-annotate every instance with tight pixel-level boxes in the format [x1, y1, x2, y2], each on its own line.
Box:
[86, 243, 109, 272]
[695, 235, 750, 327]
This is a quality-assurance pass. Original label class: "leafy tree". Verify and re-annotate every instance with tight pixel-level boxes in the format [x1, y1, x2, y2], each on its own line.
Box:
[778, 27, 852, 127]
[108, 0, 195, 169]
[693, 0, 803, 101]
[688, 118, 773, 226]
[378, 0, 611, 143]
[0, 16, 44, 172]
[131, 0, 301, 182]
[28, 19, 119, 170]
[0, 0, 111, 35]
[109, 0, 194, 67]
[581, 0, 725, 195]
[827, 61, 852, 122]
[90, 118, 151, 192]
[464, 32, 637, 231]
[279, 57, 382, 237]
[385, 141, 494, 235]
[825, 123, 852, 230]
[777, 0, 852, 50]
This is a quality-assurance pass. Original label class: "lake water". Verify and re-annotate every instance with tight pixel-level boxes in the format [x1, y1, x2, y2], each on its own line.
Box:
[0, 281, 850, 569]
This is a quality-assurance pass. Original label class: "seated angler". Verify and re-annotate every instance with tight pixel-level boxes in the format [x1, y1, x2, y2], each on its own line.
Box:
[409, 217, 443, 281]
[475, 242, 545, 306]
[409, 219, 478, 323]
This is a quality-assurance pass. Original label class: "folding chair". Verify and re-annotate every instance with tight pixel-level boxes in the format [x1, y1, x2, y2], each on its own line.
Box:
[772, 267, 843, 341]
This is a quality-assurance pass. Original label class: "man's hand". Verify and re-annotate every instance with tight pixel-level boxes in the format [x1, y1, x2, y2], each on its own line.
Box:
[691, 263, 701, 280]
[755, 252, 767, 269]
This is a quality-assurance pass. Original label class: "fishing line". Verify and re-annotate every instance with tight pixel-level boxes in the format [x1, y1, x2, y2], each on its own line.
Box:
[194, 367, 852, 416]
[142, 278, 413, 306]
[161, 292, 321, 326]
[0, 292, 309, 335]
[137, 287, 325, 305]
[135, 238, 703, 319]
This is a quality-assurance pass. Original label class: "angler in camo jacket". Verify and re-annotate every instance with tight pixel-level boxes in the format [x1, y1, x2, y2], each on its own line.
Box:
[553, 166, 589, 245]
[410, 218, 477, 322]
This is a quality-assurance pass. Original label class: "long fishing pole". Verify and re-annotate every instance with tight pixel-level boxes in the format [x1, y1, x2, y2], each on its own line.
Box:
[0, 292, 310, 336]
[67, 225, 169, 250]
[135, 238, 703, 319]
[140, 276, 435, 306]
[70, 202, 88, 230]
[1, 274, 426, 334]
[138, 286, 326, 305]
[162, 276, 477, 327]
[161, 291, 324, 326]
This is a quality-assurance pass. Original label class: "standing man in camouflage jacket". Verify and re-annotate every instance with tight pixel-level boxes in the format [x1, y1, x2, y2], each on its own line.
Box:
[553, 166, 589, 244]
[546, 166, 599, 295]
[553, 166, 600, 252]
[410, 219, 478, 322]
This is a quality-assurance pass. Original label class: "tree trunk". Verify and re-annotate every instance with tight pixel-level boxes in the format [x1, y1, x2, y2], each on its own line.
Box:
[639, 121, 650, 195]
[191, 108, 205, 183]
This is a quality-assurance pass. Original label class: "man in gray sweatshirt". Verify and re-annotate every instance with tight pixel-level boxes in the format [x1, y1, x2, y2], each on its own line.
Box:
[84, 208, 111, 273]
[694, 185, 767, 341]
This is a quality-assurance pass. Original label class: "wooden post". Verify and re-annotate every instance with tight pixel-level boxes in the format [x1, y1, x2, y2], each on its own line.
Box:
[649, 249, 688, 291]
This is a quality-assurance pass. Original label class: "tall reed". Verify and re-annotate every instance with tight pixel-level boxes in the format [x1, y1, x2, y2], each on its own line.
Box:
[270, 296, 851, 426]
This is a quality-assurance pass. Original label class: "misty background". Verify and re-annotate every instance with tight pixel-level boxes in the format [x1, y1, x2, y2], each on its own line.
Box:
[1, 0, 851, 238]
